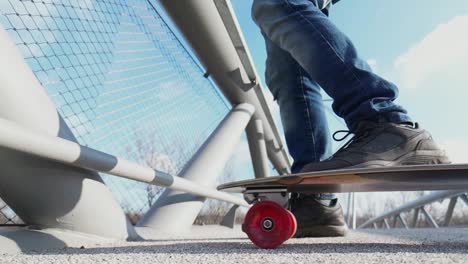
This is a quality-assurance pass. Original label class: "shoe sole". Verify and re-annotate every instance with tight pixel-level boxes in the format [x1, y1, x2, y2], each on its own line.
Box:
[346, 150, 450, 168]
[294, 224, 348, 238]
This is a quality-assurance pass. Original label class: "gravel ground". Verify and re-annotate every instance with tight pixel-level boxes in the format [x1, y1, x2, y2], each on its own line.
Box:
[1, 226, 468, 264]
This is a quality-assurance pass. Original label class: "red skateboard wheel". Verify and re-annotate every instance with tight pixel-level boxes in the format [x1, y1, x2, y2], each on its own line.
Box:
[243, 201, 297, 249]
[285, 209, 297, 239]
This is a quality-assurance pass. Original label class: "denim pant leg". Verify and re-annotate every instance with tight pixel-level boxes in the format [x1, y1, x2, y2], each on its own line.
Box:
[263, 35, 332, 173]
[252, 0, 411, 131]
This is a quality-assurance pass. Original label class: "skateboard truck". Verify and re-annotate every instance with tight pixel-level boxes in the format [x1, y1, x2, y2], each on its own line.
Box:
[242, 188, 297, 249]
[243, 188, 289, 206]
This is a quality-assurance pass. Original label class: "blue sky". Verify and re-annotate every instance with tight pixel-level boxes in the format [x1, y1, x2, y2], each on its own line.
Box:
[230, 0, 468, 167]
[227, 0, 468, 214]
[0, 0, 232, 214]
[2, 0, 468, 216]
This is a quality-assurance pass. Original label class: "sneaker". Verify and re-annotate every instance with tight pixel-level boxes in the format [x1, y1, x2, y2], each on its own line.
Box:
[290, 193, 347, 237]
[301, 121, 450, 172]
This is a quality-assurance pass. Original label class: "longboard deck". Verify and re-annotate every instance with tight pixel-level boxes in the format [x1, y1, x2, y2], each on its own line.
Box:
[218, 164, 468, 193]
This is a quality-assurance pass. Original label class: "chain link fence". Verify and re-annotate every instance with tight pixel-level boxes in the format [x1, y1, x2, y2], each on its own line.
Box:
[0, 0, 237, 224]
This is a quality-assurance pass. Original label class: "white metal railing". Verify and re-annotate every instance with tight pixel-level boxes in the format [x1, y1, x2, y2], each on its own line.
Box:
[0, 0, 289, 240]
[359, 190, 468, 229]
[0, 115, 251, 208]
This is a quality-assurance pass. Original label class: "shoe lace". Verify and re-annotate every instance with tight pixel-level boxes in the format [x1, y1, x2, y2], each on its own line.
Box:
[331, 125, 376, 157]
[330, 122, 417, 158]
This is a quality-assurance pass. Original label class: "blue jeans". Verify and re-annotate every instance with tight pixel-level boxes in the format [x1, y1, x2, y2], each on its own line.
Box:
[252, 0, 411, 173]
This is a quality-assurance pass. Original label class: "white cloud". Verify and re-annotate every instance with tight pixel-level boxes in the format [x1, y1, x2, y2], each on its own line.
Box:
[389, 13, 468, 166]
[394, 14, 468, 90]
[440, 139, 468, 164]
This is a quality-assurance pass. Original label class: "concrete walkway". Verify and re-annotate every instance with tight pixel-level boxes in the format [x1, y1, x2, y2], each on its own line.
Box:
[1, 226, 468, 263]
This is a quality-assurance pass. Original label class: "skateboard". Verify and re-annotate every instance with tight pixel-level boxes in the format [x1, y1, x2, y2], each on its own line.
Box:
[217, 164, 468, 249]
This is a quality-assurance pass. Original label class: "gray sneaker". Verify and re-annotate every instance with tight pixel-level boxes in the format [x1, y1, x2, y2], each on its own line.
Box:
[301, 121, 450, 172]
[291, 121, 450, 238]
[290, 194, 347, 237]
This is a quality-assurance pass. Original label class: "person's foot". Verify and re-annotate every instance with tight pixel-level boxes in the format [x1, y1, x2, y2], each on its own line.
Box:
[301, 121, 450, 172]
[290, 121, 449, 238]
[290, 194, 347, 237]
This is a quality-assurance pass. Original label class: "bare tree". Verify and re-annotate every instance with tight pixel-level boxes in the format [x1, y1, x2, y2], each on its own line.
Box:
[127, 131, 181, 208]
[194, 151, 246, 225]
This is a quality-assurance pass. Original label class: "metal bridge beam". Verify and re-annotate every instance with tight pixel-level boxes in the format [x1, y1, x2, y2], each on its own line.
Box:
[359, 190, 466, 229]
[0, 25, 135, 240]
[398, 214, 409, 229]
[137, 0, 292, 233]
[392, 215, 398, 228]
[421, 207, 439, 228]
[246, 119, 270, 178]
[138, 104, 255, 232]
[412, 208, 420, 228]
[383, 219, 390, 229]
[158, 0, 291, 175]
[444, 197, 458, 227]
[0, 118, 250, 208]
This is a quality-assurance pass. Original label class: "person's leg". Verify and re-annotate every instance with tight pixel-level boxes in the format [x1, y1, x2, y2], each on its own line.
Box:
[260, 24, 346, 239]
[252, 0, 410, 131]
[252, 0, 449, 172]
[262, 33, 331, 173]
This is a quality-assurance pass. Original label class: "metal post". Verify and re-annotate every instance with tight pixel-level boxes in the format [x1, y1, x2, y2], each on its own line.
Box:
[421, 207, 439, 228]
[392, 215, 398, 228]
[358, 191, 468, 229]
[159, 0, 291, 175]
[383, 219, 390, 229]
[0, 26, 134, 239]
[0, 118, 250, 207]
[346, 192, 352, 226]
[246, 119, 270, 178]
[352, 193, 357, 229]
[138, 104, 255, 232]
[398, 214, 409, 229]
[443, 197, 458, 227]
[412, 208, 420, 228]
